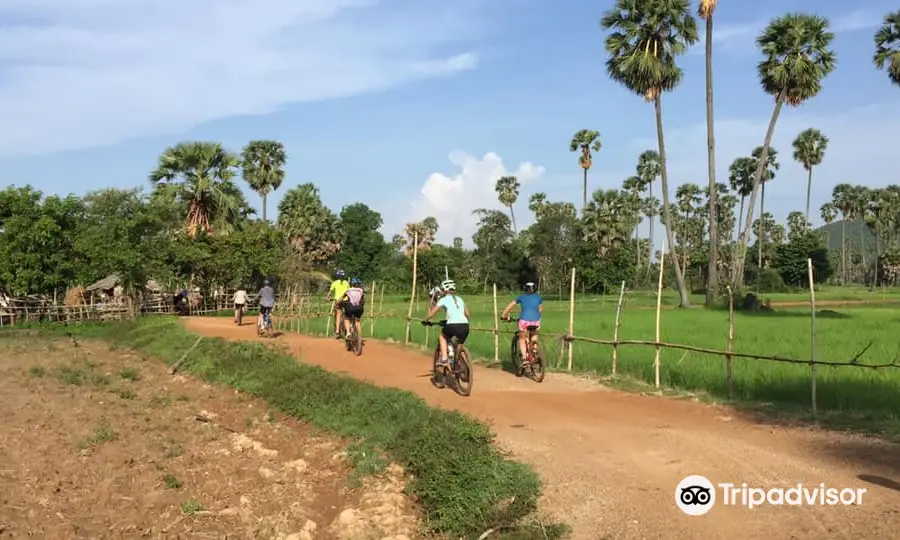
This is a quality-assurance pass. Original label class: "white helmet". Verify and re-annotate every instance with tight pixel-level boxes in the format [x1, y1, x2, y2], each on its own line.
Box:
[441, 279, 456, 292]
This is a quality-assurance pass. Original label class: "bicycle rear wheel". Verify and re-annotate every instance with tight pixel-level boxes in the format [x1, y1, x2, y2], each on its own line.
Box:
[510, 334, 524, 376]
[454, 346, 473, 396]
[352, 321, 363, 356]
[528, 342, 545, 383]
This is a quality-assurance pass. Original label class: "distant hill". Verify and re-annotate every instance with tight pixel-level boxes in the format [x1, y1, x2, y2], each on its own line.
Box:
[814, 219, 876, 253]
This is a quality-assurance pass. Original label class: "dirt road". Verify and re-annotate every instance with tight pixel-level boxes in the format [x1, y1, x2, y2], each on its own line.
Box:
[184, 317, 900, 539]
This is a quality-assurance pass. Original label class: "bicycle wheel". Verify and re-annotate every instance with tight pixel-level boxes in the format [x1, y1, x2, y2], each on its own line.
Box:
[454, 346, 473, 396]
[510, 334, 524, 376]
[430, 346, 446, 389]
[257, 315, 264, 336]
[528, 342, 546, 383]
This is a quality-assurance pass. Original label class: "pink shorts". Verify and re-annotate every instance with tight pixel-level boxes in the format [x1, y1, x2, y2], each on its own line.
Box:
[518, 320, 541, 332]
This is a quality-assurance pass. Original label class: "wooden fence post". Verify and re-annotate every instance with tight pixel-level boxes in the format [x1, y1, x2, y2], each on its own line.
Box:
[725, 285, 735, 397]
[405, 231, 419, 344]
[492, 283, 499, 364]
[567, 267, 576, 371]
[611, 280, 626, 375]
[807, 258, 818, 420]
[653, 241, 666, 389]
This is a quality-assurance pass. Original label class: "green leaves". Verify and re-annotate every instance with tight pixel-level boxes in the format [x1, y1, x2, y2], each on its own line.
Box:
[755, 13, 836, 105]
[873, 10, 900, 87]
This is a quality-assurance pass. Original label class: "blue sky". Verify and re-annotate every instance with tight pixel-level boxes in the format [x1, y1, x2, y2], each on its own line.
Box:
[1, 0, 897, 246]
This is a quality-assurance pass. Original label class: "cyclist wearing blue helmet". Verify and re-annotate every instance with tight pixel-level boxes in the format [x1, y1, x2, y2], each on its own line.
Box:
[326, 270, 350, 339]
[340, 277, 366, 338]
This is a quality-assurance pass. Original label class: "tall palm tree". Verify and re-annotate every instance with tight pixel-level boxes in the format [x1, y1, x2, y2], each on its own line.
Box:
[623, 175, 648, 265]
[569, 130, 602, 212]
[495, 176, 520, 233]
[734, 13, 836, 285]
[149, 141, 242, 237]
[637, 150, 661, 264]
[791, 128, 828, 225]
[240, 140, 286, 222]
[698, 0, 719, 306]
[601, 0, 698, 307]
[728, 157, 755, 242]
[750, 145, 779, 271]
[873, 10, 900, 87]
[529, 192, 548, 220]
[832, 183, 854, 283]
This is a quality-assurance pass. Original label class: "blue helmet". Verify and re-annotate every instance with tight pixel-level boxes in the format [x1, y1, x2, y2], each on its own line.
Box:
[350, 277, 362, 286]
[335, 269, 346, 278]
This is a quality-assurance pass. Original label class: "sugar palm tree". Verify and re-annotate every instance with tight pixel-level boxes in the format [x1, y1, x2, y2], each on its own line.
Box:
[582, 189, 634, 257]
[831, 183, 854, 283]
[728, 156, 755, 242]
[791, 128, 828, 225]
[240, 140, 286, 222]
[637, 150, 662, 265]
[149, 141, 242, 237]
[495, 176, 520, 233]
[873, 10, 900, 87]
[601, 0, 698, 307]
[734, 13, 836, 285]
[750, 145, 779, 271]
[820, 202, 837, 225]
[529, 192, 548, 220]
[569, 130, 602, 212]
[698, 0, 719, 305]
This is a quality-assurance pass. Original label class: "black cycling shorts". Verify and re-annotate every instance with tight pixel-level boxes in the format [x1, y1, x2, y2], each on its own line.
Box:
[343, 305, 363, 319]
[260, 305, 272, 315]
[442, 323, 469, 344]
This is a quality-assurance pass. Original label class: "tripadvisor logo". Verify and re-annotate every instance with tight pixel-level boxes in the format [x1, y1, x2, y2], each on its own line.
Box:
[675, 475, 867, 515]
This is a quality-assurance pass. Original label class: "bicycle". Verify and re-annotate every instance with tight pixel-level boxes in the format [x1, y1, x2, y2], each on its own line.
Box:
[257, 307, 274, 338]
[502, 318, 545, 382]
[421, 320, 472, 396]
[343, 314, 363, 356]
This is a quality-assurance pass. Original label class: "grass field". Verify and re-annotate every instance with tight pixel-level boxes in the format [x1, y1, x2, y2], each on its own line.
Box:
[264, 285, 900, 433]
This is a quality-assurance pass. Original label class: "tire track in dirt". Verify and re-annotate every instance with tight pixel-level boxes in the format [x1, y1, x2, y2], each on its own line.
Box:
[184, 317, 900, 539]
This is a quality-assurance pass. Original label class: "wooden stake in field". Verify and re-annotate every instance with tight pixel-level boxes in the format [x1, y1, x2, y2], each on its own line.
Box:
[405, 230, 419, 344]
[807, 258, 818, 420]
[567, 267, 576, 371]
[369, 281, 376, 336]
[492, 283, 500, 364]
[611, 280, 626, 375]
[725, 285, 735, 397]
[653, 241, 666, 389]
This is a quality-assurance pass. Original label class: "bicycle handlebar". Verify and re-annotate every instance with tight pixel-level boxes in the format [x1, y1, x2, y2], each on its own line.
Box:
[420, 319, 447, 327]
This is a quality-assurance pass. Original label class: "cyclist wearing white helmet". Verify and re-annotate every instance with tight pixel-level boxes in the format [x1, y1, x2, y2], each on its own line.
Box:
[501, 281, 543, 366]
[423, 278, 470, 367]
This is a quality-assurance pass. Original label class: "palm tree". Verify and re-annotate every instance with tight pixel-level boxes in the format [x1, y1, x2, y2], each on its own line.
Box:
[601, 0, 698, 307]
[820, 202, 837, 225]
[582, 189, 633, 257]
[734, 13, 836, 285]
[637, 150, 661, 265]
[240, 140, 286, 222]
[623, 175, 648, 265]
[750, 145, 779, 271]
[495, 176, 520, 233]
[832, 183, 854, 283]
[728, 157, 755, 242]
[569, 130, 602, 212]
[529, 192, 548, 220]
[149, 141, 242, 237]
[873, 10, 900, 87]
[698, 0, 719, 306]
[791, 128, 828, 225]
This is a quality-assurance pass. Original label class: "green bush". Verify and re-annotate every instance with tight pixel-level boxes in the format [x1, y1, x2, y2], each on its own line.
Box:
[50, 317, 556, 538]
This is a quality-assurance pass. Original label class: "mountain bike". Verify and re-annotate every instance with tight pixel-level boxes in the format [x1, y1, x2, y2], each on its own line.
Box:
[343, 314, 363, 356]
[257, 307, 274, 338]
[421, 320, 472, 396]
[502, 318, 545, 382]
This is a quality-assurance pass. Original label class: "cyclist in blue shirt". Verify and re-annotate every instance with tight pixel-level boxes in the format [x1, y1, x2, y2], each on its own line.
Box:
[501, 281, 543, 366]
[422, 279, 470, 367]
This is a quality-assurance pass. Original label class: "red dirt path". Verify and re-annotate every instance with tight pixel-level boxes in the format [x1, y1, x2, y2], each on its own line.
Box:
[184, 317, 900, 540]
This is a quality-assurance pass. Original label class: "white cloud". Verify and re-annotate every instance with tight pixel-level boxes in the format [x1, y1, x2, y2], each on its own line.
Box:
[629, 101, 900, 230]
[401, 151, 545, 245]
[0, 0, 484, 157]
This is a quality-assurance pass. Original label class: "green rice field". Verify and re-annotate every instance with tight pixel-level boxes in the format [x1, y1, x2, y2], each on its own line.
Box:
[267, 285, 900, 429]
